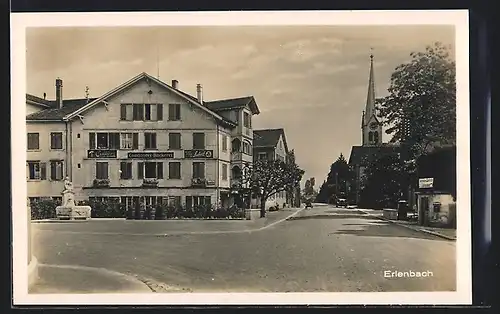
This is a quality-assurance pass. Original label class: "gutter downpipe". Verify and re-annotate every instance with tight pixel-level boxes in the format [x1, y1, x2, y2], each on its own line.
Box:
[216, 124, 220, 208]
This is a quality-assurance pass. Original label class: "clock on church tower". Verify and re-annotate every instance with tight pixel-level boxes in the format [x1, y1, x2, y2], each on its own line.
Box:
[369, 122, 378, 130]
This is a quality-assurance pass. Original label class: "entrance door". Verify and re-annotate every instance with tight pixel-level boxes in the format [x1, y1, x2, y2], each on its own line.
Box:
[419, 196, 430, 226]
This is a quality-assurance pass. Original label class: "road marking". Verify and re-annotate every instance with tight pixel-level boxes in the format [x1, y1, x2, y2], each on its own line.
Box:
[32, 207, 305, 237]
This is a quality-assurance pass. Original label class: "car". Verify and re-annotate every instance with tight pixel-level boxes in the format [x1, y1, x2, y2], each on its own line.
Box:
[336, 198, 347, 208]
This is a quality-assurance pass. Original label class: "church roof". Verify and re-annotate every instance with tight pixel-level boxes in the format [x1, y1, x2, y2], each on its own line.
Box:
[348, 145, 401, 166]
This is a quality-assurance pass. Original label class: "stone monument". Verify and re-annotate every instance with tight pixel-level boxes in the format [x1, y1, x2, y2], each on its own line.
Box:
[55, 177, 92, 220]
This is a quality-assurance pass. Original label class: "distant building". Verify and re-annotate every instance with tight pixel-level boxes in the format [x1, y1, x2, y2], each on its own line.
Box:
[252, 128, 295, 208]
[26, 73, 260, 211]
[348, 54, 401, 204]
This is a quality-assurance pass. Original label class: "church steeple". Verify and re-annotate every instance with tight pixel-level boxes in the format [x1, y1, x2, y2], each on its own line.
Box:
[364, 52, 376, 126]
[361, 51, 382, 147]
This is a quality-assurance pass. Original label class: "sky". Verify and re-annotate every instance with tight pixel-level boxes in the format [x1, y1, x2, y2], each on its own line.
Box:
[26, 25, 455, 187]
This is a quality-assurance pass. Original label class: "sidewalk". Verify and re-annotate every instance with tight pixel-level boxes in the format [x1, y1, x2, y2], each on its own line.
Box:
[357, 208, 456, 241]
[29, 264, 154, 294]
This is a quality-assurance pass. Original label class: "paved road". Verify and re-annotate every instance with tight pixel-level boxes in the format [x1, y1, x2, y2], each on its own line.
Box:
[32, 204, 456, 293]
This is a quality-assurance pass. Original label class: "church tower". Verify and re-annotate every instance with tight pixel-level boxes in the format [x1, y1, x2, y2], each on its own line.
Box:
[361, 53, 383, 146]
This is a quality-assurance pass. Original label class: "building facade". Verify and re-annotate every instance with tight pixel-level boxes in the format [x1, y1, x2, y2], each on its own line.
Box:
[251, 128, 293, 208]
[26, 73, 260, 210]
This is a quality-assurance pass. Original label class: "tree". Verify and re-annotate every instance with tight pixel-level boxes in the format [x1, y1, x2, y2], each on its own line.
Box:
[316, 153, 353, 204]
[359, 153, 410, 209]
[242, 159, 304, 218]
[376, 42, 456, 161]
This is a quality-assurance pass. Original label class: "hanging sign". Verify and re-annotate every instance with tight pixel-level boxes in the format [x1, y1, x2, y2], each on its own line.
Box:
[418, 178, 434, 189]
[87, 150, 117, 158]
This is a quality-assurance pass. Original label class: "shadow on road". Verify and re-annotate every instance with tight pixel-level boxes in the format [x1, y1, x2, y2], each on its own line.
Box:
[287, 214, 379, 221]
[332, 221, 449, 241]
[324, 210, 368, 215]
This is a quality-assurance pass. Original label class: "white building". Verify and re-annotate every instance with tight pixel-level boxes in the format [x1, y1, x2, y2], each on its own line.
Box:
[26, 73, 260, 210]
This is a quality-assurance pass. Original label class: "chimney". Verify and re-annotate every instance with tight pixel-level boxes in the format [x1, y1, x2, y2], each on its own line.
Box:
[196, 84, 203, 104]
[43, 92, 46, 100]
[55, 78, 63, 109]
[172, 79, 179, 89]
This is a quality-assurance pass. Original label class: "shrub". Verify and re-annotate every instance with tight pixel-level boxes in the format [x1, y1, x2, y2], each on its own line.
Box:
[154, 203, 165, 220]
[143, 204, 154, 220]
[30, 199, 59, 220]
[89, 200, 126, 218]
[228, 205, 245, 219]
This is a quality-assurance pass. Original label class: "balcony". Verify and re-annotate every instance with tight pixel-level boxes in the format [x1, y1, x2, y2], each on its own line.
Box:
[93, 178, 110, 188]
[191, 177, 207, 187]
[142, 178, 159, 188]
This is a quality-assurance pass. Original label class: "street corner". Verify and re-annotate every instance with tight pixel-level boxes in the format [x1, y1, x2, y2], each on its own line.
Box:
[29, 264, 154, 294]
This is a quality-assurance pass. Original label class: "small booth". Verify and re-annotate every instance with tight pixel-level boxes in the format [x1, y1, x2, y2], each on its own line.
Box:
[415, 146, 456, 228]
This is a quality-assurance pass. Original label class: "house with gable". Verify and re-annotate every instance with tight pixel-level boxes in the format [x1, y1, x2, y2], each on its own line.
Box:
[252, 128, 296, 208]
[26, 73, 260, 211]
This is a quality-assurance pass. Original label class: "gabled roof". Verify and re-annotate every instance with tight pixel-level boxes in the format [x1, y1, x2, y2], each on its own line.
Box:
[26, 98, 98, 121]
[348, 145, 401, 166]
[253, 128, 288, 152]
[205, 96, 260, 115]
[62, 72, 237, 128]
[26, 94, 52, 108]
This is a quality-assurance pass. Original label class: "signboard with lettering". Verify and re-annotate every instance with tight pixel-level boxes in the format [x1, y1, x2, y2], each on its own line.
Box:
[418, 178, 434, 189]
[87, 150, 117, 159]
[128, 152, 174, 159]
[184, 150, 214, 159]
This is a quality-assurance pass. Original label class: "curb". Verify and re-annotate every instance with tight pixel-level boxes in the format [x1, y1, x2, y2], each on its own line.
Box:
[357, 209, 456, 241]
[28, 256, 39, 289]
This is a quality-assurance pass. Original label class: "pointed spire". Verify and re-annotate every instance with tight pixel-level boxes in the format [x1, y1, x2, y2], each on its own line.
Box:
[364, 51, 376, 125]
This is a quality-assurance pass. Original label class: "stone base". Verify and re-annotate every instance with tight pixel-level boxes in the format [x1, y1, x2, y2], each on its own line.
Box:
[245, 209, 263, 220]
[56, 206, 92, 220]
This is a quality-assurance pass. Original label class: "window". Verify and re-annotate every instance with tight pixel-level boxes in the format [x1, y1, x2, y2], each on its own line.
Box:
[169, 162, 181, 179]
[222, 164, 228, 180]
[168, 104, 181, 121]
[243, 112, 251, 128]
[169, 133, 181, 149]
[186, 196, 212, 209]
[243, 141, 252, 155]
[120, 161, 133, 179]
[109, 133, 120, 149]
[144, 132, 157, 149]
[120, 104, 134, 121]
[157, 104, 163, 121]
[27, 161, 46, 180]
[145, 104, 152, 121]
[139, 162, 163, 179]
[433, 202, 441, 213]
[133, 104, 144, 121]
[120, 133, 138, 150]
[192, 162, 205, 179]
[374, 131, 379, 143]
[258, 152, 267, 160]
[50, 132, 63, 150]
[222, 135, 228, 151]
[50, 160, 64, 181]
[368, 132, 373, 142]
[193, 133, 205, 149]
[96, 162, 108, 179]
[120, 104, 128, 120]
[96, 132, 109, 149]
[27, 133, 39, 150]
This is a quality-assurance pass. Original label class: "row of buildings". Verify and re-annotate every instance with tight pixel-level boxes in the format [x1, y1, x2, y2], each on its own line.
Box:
[26, 72, 298, 211]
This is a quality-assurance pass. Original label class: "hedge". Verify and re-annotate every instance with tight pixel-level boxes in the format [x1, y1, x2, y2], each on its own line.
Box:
[30, 199, 60, 220]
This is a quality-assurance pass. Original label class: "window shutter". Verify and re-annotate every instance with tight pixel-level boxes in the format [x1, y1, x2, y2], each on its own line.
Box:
[152, 133, 157, 149]
[89, 132, 95, 149]
[157, 162, 163, 179]
[50, 161, 56, 180]
[157, 104, 163, 121]
[138, 162, 144, 179]
[120, 162, 125, 179]
[120, 104, 127, 120]
[128, 162, 133, 179]
[40, 162, 47, 180]
[132, 133, 139, 149]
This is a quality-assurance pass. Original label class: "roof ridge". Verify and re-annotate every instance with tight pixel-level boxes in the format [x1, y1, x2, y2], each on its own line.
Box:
[204, 95, 253, 103]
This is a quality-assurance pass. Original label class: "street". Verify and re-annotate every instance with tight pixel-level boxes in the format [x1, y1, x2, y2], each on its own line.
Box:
[31, 204, 456, 293]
